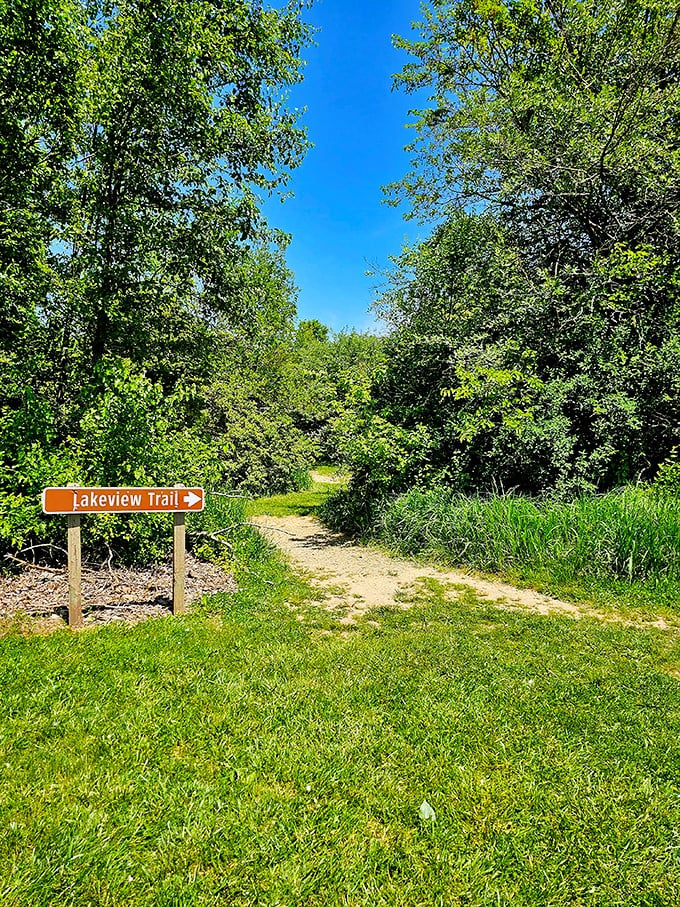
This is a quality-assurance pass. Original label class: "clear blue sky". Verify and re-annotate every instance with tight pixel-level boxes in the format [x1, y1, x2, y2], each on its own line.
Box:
[262, 0, 427, 333]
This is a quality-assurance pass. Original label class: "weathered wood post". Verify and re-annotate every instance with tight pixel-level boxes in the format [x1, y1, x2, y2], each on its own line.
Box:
[173, 484, 186, 615]
[66, 483, 83, 628]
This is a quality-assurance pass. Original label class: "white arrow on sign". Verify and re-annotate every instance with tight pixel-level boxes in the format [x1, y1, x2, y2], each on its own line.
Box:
[183, 491, 202, 508]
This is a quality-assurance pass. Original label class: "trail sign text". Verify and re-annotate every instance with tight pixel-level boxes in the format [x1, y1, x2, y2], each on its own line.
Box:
[42, 486, 204, 514]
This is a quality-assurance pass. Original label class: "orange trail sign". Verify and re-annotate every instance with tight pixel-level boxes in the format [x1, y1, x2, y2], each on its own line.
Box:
[42, 487, 204, 514]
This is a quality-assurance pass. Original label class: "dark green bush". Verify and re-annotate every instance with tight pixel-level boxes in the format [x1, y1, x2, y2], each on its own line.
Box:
[0, 357, 315, 566]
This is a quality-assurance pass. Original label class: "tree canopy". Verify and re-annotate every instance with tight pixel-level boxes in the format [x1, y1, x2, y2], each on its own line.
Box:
[390, 0, 680, 258]
[1, 0, 312, 380]
[333, 0, 680, 510]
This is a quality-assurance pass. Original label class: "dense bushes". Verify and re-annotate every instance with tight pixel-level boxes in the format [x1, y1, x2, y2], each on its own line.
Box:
[352, 218, 680, 502]
[0, 316, 386, 566]
[0, 356, 315, 565]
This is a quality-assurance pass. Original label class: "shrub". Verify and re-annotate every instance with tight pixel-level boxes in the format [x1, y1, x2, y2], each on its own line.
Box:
[654, 450, 680, 493]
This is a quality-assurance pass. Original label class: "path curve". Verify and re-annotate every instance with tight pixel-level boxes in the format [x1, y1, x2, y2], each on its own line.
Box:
[309, 469, 348, 485]
[250, 514, 673, 630]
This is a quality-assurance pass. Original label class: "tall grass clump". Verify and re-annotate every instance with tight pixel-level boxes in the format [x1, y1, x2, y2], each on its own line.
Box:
[373, 486, 680, 605]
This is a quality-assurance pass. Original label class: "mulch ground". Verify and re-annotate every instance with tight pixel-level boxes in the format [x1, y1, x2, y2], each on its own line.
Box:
[0, 554, 237, 632]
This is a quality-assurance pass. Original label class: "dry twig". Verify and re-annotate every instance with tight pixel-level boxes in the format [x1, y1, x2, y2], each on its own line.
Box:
[4, 553, 63, 574]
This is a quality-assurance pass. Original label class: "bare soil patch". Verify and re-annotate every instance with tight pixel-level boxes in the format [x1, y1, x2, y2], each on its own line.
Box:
[252, 514, 675, 631]
[310, 469, 348, 485]
[0, 554, 236, 633]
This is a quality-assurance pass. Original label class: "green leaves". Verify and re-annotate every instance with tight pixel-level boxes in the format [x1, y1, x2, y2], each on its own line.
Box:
[0, 0, 319, 563]
[1, 0, 313, 395]
[366, 3, 680, 501]
[390, 0, 680, 258]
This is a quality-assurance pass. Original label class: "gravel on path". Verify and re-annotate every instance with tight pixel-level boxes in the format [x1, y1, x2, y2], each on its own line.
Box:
[251, 513, 674, 631]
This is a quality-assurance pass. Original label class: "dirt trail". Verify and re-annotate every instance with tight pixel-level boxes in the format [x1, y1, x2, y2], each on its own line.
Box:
[251, 512, 673, 630]
[309, 469, 348, 485]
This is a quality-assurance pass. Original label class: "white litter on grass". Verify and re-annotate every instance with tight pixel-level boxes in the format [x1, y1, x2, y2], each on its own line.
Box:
[419, 799, 436, 821]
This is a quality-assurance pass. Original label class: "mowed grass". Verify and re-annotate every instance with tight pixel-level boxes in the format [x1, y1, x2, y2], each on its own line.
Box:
[1, 545, 680, 905]
[247, 485, 329, 517]
[248, 476, 343, 518]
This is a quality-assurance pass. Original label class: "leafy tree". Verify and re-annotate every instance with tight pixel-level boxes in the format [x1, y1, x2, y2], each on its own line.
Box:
[48, 0, 311, 387]
[390, 0, 680, 261]
[347, 1, 680, 505]
[364, 210, 680, 497]
[0, 0, 318, 564]
[0, 0, 84, 382]
[280, 322, 385, 455]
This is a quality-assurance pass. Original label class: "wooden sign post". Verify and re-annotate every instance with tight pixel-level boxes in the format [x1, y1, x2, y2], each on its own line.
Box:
[173, 485, 186, 616]
[66, 484, 82, 628]
[42, 485, 204, 626]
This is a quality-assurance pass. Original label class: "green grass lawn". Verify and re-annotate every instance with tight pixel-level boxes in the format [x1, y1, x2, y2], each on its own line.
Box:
[1, 525, 680, 905]
[247, 477, 342, 518]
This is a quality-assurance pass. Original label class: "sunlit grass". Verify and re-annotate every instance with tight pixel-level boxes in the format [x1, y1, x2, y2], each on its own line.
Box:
[247, 480, 339, 518]
[1, 569, 680, 905]
[311, 463, 349, 481]
[3, 486, 680, 904]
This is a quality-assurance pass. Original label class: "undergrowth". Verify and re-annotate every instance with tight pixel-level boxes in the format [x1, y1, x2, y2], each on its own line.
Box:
[322, 484, 680, 611]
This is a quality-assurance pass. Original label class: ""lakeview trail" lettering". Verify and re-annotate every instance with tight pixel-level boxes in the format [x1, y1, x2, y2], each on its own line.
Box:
[41, 487, 204, 514]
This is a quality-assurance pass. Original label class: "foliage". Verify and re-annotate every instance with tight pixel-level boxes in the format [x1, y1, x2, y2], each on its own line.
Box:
[350, 2, 680, 505]
[390, 0, 680, 257]
[2, 0, 312, 383]
[0, 0, 84, 362]
[358, 193, 680, 502]
[371, 216, 680, 495]
[49, 0, 310, 379]
[0, 0, 323, 564]
[279, 321, 386, 458]
[0, 358, 218, 563]
[0, 345, 334, 564]
[655, 449, 680, 493]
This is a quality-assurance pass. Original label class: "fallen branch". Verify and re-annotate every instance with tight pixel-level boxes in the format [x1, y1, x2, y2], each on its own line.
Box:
[195, 521, 297, 537]
[193, 531, 234, 550]
[18, 543, 68, 558]
[193, 527, 235, 538]
[4, 553, 63, 574]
